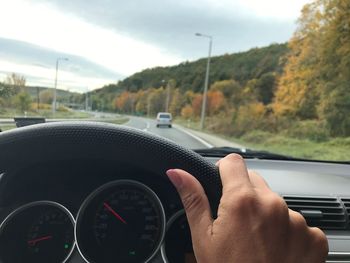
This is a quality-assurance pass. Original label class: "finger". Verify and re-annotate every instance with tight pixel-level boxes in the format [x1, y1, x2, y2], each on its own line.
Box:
[218, 154, 252, 192]
[248, 170, 270, 191]
[167, 169, 213, 238]
[308, 227, 329, 260]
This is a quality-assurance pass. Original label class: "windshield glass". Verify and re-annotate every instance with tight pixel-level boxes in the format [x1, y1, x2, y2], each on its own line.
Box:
[159, 114, 171, 119]
[0, 0, 349, 162]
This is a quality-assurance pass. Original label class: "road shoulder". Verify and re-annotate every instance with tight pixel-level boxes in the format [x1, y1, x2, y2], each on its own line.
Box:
[174, 124, 245, 148]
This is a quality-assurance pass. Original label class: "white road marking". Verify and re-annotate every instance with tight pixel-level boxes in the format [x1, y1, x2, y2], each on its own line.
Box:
[174, 125, 213, 148]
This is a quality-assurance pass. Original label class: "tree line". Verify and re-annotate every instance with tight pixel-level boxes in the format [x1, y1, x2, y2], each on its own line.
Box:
[0, 73, 84, 114]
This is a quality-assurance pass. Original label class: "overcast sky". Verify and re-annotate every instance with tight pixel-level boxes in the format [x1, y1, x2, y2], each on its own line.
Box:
[0, 0, 310, 92]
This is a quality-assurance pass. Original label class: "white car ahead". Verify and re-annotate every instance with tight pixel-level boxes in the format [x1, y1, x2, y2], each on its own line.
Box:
[156, 112, 172, 128]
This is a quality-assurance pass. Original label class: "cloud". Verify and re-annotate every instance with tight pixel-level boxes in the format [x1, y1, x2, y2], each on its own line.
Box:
[0, 0, 309, 90]
[30, 0, 307, 58]
[0, 38, 121, 92]
[0, 0, 182, 76]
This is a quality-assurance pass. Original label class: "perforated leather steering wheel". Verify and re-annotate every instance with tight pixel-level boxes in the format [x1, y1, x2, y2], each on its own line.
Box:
[0, 122, 222, 214]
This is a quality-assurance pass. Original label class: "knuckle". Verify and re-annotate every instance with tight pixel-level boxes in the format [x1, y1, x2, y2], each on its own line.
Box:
[310, 227, 329, 253]
[290, 210, 308, 230]
[264, 194, 289, 218]
[181, 192, 203, 211]
[269, 194, 288, 212]
[222, 189, 258, 214]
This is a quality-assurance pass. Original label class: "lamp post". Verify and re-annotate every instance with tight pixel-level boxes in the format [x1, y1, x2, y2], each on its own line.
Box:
[53, 57, 69, 115]
[195, 33, 212, 130]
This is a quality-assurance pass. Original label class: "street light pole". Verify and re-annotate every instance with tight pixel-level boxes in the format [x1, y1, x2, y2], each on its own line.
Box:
[195, 33, 212, 130]
[53, 57, 68, 115]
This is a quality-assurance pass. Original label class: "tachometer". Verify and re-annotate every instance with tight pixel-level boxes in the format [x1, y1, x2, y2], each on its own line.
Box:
[0, 201, 75, 263]
[75, 180, 166, 263]
[161, 210, 196, 263]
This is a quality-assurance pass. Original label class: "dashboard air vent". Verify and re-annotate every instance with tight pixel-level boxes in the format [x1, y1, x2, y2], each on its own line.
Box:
[341, 197, 350, 228]
[283, 196, 347, 230]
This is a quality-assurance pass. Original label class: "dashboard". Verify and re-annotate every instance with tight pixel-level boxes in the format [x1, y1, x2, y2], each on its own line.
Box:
[0, 157, 349, 263]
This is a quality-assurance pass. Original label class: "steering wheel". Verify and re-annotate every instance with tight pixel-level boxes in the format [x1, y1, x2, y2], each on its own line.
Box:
[0, 122, 222, 215]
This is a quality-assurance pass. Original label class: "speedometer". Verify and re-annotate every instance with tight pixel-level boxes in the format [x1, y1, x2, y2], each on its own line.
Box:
[75, 180, 166, 263]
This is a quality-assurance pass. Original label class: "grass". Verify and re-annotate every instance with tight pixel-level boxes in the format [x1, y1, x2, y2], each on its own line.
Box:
[239, 132, 350, 162]
[175, 118, 350, 162]
[0, 124, 16, 131]
[0, 108, 93, 119]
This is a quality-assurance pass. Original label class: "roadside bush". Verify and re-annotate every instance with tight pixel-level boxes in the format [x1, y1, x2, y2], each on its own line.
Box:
[319, 84, 350, 137]
[282, 120, 329, 142]
[207, 111, 237, 136]
[57, 105, 69, 112]
[0, 97, 5, 111]
[231, 103, 267, 136]
[13, 92, 32, 113]
[37, 103, 52, 110]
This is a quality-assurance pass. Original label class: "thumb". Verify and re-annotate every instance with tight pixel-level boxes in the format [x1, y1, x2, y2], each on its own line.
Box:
[167, 169, 213, 239]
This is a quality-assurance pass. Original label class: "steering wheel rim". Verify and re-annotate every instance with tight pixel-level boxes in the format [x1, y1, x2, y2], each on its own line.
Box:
[0, 121, 221, 215]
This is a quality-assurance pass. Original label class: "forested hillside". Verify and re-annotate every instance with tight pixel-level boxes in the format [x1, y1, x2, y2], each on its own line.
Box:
[92, 0, 349, 140]
[92, 43, 288, 113]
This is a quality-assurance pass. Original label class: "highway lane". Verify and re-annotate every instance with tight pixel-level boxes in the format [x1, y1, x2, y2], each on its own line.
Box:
[0, 114, 214, 149]
[124, 116, 212, 149]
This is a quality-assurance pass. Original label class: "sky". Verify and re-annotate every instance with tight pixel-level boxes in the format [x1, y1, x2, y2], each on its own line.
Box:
[0, 0, 310, 92]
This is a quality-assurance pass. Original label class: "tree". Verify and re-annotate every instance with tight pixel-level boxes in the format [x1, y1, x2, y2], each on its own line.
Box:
[274, 1, 322, 119]
[5, 73, 26, 92]
[210, 79, 240, 98]
[207, 90, 226, 116]
[191, 94, 202, 117]
[181, 105, 193, 119]
[14, 92, 32, 112]
[319, 82, 350, 136]
[255, 72, 277, 104]
[147, 88, 166, 115]
[169, 89, 185, 117]
[232, 102, 267, 136]
[39, 89, 54, 104]
[114, 91, 134, 113]
[135, 90, 149, 115]
[0, 82, 13, 98]
[316, 0, 350, 136]
[1, 73, 25, 98]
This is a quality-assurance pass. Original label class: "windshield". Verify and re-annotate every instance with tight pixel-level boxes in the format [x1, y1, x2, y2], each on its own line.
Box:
[0, 0, 349, 162]
[159, 114, 171, 119]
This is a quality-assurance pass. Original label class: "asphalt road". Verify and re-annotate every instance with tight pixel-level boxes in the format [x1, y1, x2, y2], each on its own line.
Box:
[0, 114, 227, 149]
[124, 116, 212, 149]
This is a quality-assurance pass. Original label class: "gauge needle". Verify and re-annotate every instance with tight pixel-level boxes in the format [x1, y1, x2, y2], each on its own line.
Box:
[27, 235, 53, 246]
[103, 202, 127, 224]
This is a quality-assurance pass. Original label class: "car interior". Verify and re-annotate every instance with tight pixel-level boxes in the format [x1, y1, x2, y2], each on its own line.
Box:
[0, 122, 349, 263]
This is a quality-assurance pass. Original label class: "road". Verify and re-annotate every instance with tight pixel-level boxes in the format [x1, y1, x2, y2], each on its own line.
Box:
[125, 116, 212, 149]
[1, 114, 243, 149]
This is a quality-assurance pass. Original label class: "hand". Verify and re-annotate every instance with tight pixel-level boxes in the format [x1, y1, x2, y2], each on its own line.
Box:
[166, 154, 328, 263]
